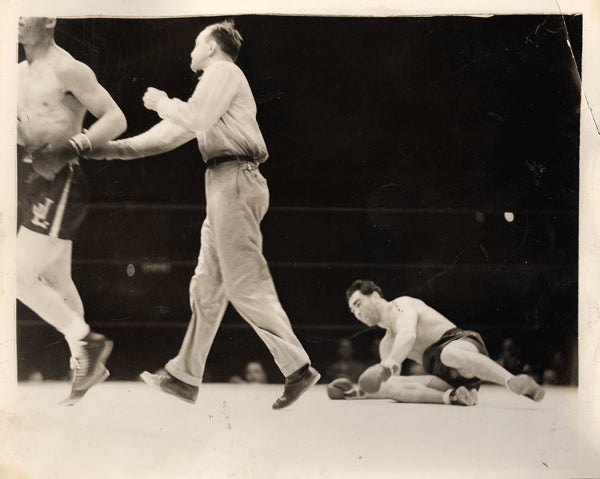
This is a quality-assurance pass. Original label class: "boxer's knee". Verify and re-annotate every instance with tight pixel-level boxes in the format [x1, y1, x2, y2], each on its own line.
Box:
[440, 344, 469, 369]
[17, 253, 40, 290]
[16, 267, 40, 303]
[40, 266, 70, 288]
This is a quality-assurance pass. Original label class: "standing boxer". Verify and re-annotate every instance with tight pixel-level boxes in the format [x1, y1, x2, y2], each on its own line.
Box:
[88, 20, 319, 409]
[17, 17, 127, 405]
[346, 280, 545, 401]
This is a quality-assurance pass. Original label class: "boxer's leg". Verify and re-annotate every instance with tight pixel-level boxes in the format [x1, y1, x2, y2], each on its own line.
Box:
[377, 379, 448, 404]
[440, 339, 509, 383]
[17, 227, 112, 405]
[377, 376, 478, 405]
[40, 239, 84, 317]
[328, 376, 478, 406]
[17, 227, 89, 340]
[440, 339, 544, 401]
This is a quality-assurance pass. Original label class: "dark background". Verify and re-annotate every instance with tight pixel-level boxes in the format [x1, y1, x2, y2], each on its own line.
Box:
[17, 14, 581, 383]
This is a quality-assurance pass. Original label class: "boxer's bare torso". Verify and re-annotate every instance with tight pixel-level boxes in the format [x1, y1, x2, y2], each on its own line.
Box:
[18, 43, 108, 179]
[381, 297, 456, 363]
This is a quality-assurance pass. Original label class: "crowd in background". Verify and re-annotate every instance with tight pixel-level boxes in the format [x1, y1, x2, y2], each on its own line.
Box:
[25, 335, 576, 387]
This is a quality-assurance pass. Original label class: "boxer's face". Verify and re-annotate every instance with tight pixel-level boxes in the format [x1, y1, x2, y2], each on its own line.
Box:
[18, 17, 54, 45]
[190, 28, 213, 72]
[348, 291, 379, 326]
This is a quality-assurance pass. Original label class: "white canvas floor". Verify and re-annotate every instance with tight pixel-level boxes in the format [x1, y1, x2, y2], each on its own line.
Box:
[1, 382, 599, 479]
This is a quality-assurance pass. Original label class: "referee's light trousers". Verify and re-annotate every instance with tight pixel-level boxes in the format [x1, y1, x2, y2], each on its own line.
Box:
[165, 160, 311, 386]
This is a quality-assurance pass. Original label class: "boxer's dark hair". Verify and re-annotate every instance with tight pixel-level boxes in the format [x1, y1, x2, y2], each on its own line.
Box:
[345, 280, 384, 303]
[207, 20, 243, 62]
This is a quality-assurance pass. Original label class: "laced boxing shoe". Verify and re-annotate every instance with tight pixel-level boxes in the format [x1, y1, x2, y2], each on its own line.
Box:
[507, 374, 545, 401]
[272, 365, 321, 409]
[447, 386, 479, 406]
[59, 332, 113, 406]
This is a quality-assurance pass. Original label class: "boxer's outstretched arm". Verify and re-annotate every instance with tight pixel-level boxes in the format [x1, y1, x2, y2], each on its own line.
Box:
[358, 304, 418, 393]
[383, 302, 418, 370]
[86, 120, 195, 160]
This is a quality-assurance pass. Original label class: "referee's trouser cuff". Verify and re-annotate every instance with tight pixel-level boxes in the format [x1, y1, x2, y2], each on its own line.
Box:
[165, 361, 203, 387]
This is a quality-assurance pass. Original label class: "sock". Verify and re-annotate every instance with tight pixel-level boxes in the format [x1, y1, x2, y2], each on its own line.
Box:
[63, 321, 91, 356]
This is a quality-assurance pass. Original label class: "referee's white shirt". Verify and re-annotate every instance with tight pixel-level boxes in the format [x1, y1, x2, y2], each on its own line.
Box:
[156, 60, 268, 163]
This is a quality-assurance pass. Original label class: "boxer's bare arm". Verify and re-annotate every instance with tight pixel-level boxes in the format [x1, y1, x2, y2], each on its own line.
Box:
[383, 301, 418, 367]
[25, 54, 127, 179]
[378, 332, 394, 361]
[55, 57, 126, 144]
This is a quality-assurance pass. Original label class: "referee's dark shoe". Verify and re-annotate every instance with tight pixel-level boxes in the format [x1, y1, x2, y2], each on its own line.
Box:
[272, 365, 321, 409]
[140, 370, 198, 404]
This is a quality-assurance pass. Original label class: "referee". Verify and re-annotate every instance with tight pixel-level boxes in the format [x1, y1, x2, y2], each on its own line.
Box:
[89, 20, 320, 409]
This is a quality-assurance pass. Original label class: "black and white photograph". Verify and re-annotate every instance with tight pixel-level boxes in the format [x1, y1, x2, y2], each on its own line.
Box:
[1, 1, 600, 478]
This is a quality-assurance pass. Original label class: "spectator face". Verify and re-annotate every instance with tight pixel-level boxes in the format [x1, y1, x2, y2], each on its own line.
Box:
[551, 351, 563, 369]
[502, 338, 516, 353]
[543, 369, 558, 385]
[244, 362, 267, 383]
[337, 339, 354, 360]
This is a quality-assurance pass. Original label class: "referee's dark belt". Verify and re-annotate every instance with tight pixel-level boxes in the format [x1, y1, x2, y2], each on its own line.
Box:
[205, 155, 255, 169]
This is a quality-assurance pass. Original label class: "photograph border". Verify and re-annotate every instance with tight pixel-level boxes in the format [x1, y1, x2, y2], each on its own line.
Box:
[1, 0, 599, 474]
